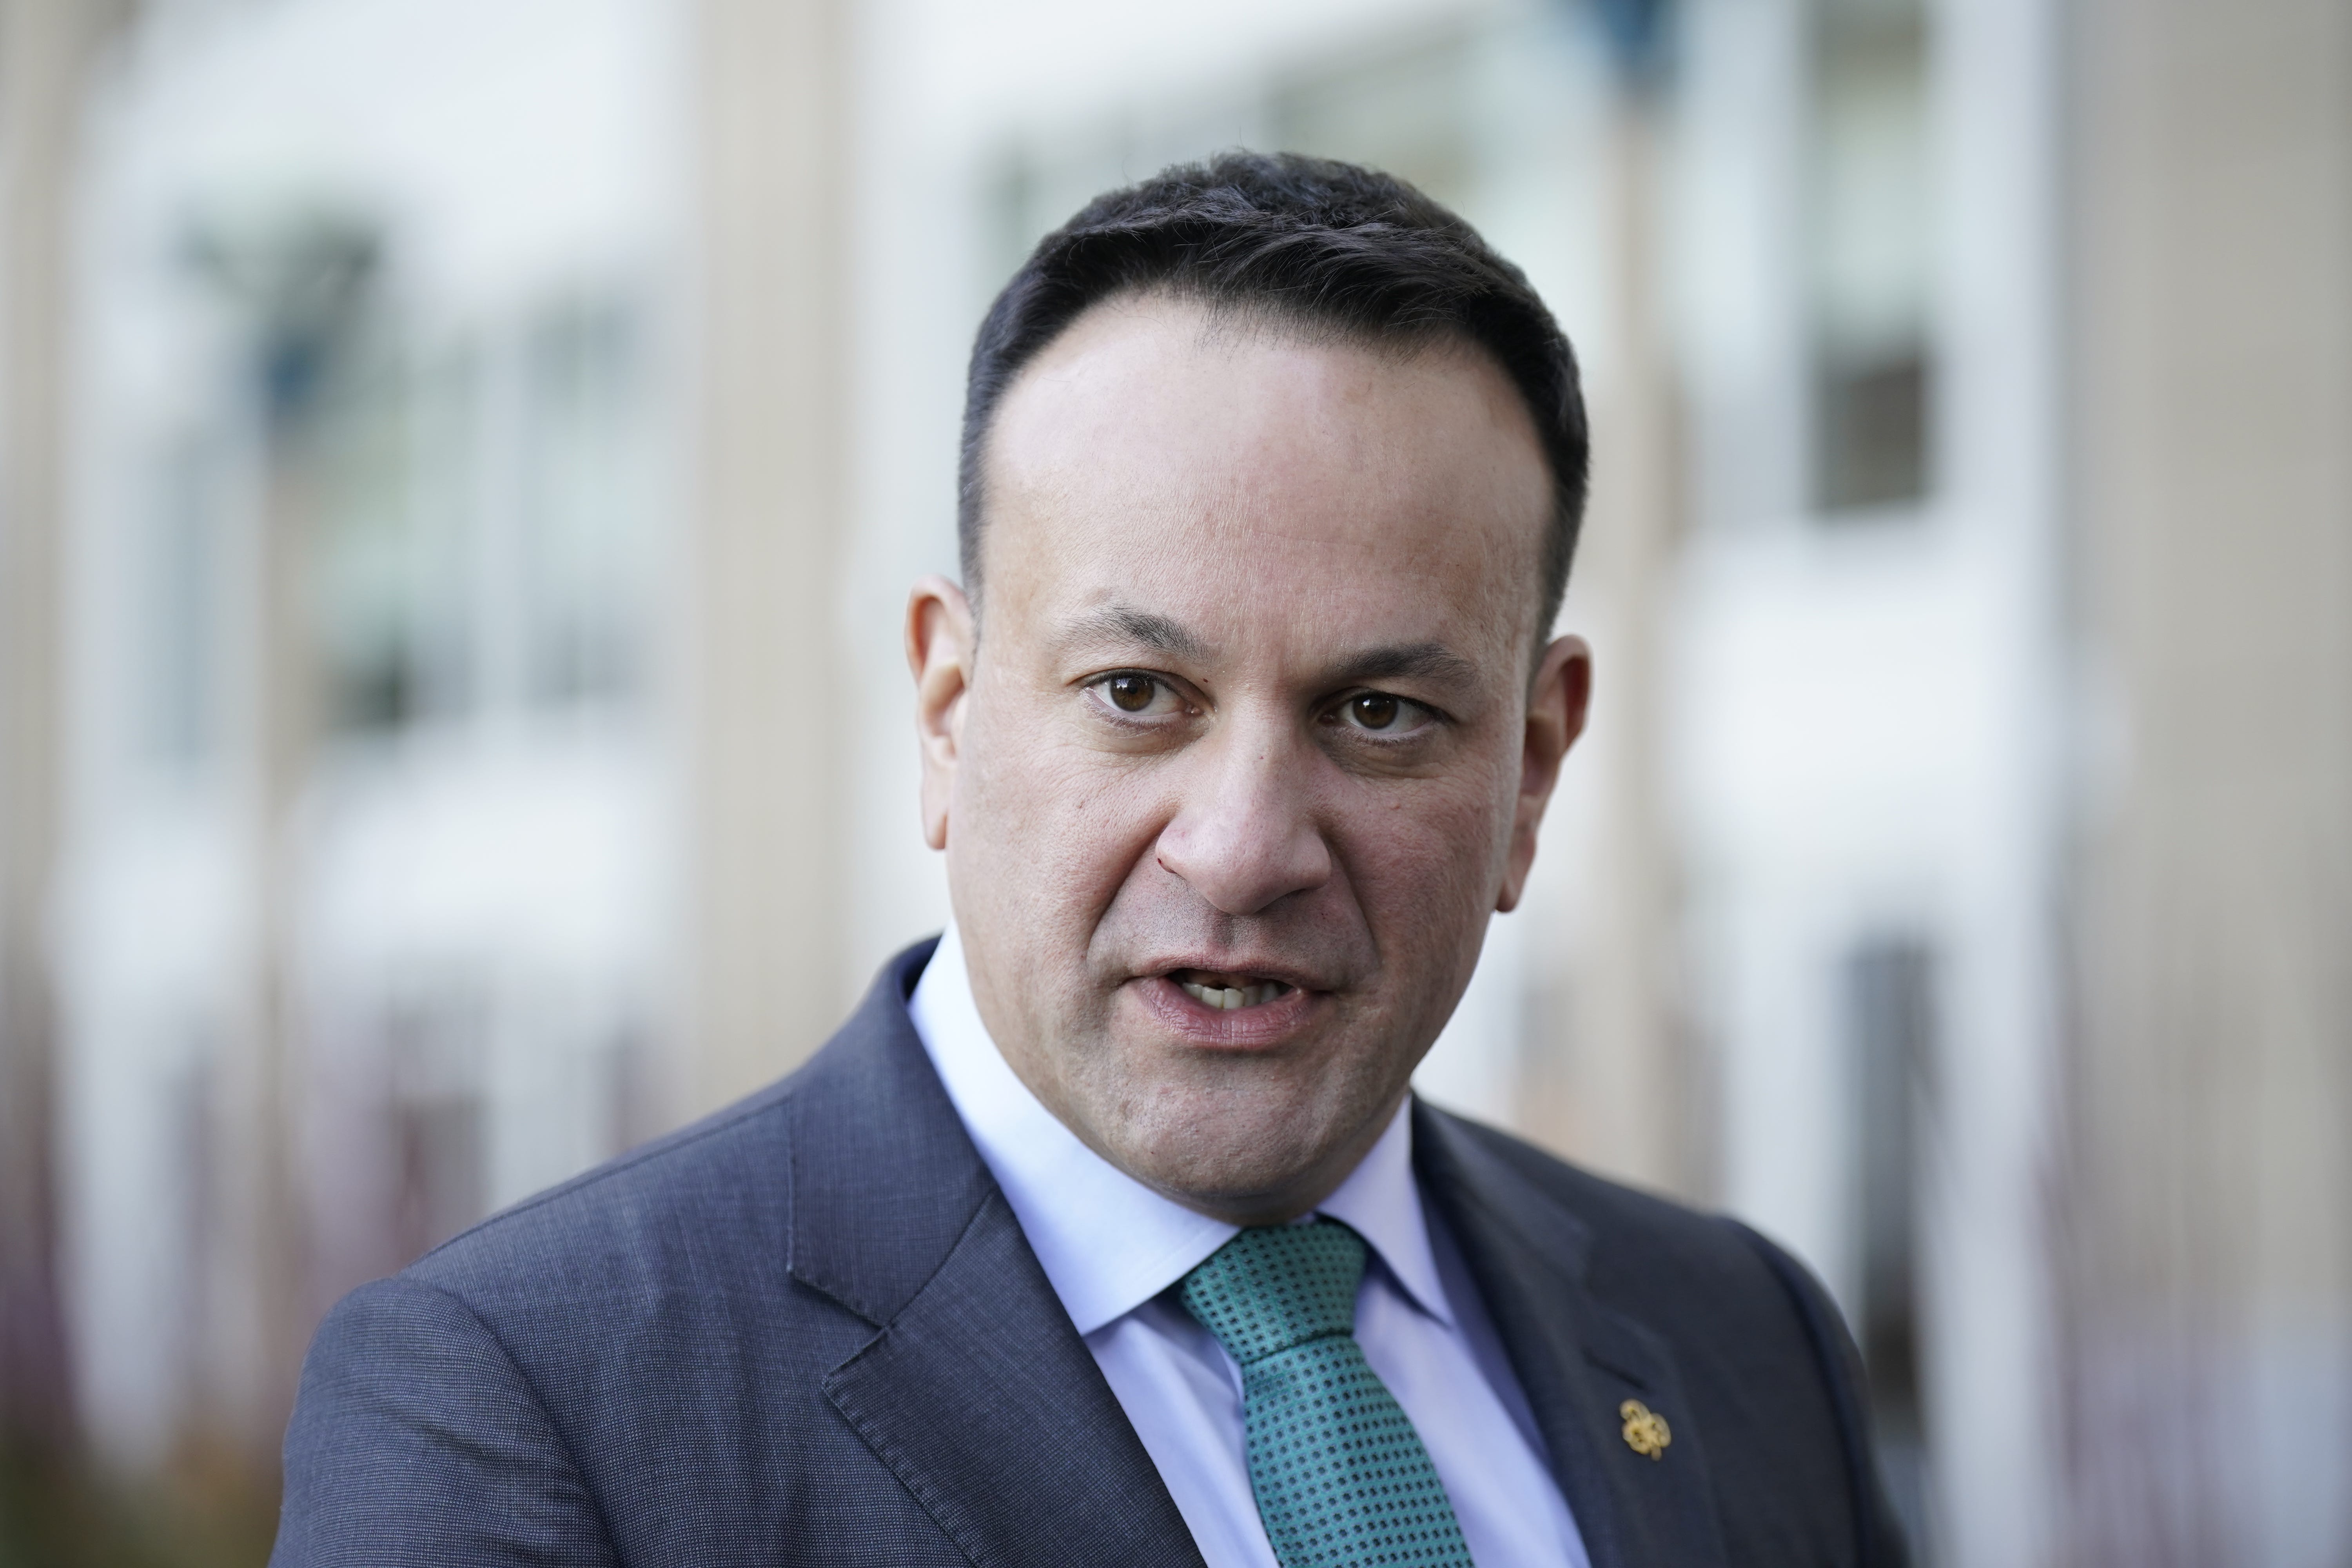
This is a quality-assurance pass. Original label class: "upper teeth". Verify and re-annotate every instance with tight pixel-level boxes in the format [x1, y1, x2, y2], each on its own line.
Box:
[1181, 978, 1287, 1010]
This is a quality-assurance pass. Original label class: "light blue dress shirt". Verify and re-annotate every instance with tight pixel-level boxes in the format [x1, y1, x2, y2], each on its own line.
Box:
[910, 925, 1592, 1568]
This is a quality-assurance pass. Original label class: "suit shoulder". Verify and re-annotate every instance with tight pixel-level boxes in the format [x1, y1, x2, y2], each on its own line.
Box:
[1431, 1112, 1740, 1252]
[401, 1067, 806, 1306]
[388, 945, 952, 1330]
[1424, 1109, 1822, 1319]
[1425, 1107, 1897, 1562]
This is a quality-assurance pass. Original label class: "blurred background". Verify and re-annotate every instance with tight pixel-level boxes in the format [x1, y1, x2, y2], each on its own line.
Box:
[0, 0, 2345, 1563]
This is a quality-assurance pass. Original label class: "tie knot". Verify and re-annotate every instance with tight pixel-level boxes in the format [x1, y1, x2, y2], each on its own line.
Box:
[1180, 1220, 1367, 1365]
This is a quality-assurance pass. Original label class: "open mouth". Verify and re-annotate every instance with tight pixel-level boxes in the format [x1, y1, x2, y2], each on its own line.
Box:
[1170, 969, 1297, 1011]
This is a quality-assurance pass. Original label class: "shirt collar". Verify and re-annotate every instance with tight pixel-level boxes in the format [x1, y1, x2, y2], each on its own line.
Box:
[909, 923, 1454, 1335]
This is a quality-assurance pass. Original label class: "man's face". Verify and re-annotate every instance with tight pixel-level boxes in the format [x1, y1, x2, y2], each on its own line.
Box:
[909, 292, 1590, 1223]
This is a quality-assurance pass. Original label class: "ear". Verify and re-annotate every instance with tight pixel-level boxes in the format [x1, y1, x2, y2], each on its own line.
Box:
[906, 575, 976, 851]
[1496, 633, 1593, 913]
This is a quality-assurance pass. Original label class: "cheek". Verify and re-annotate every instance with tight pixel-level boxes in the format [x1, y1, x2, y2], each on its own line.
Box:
[954, 694, 1165, 931]
[1336, 767, 1519, 947]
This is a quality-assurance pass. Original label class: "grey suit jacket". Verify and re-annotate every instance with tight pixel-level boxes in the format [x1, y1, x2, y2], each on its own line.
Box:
[272, 937, 1906, 1566]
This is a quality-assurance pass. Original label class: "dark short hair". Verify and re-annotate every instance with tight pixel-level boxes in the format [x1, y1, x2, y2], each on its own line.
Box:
[958, 151, 1591, 635]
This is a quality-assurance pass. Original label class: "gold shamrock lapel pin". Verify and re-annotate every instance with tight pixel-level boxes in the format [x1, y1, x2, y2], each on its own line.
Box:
[1619, 1398, 1671, 1459]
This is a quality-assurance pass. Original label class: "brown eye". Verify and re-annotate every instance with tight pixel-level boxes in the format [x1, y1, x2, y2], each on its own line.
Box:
[1350, 692, 1401, 730]
[1107, 675, 1157, 713]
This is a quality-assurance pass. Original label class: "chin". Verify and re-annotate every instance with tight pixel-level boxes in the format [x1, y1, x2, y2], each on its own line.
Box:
[1107, 1095, 1350, 1212]
[1049, 1012, 1414, 1213]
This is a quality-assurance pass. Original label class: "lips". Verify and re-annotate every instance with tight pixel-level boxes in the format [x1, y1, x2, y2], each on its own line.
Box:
[1127, 960, 1330, 1048]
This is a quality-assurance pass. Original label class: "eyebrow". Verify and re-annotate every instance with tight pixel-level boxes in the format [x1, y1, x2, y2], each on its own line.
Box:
[1324, 642, 1480, 690]
[1058, 606, 1479, 691]
[1054, 605, 1214, 662]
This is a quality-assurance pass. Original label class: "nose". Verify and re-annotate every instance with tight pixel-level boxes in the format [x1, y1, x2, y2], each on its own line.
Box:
[1153, 726, 1333, 916]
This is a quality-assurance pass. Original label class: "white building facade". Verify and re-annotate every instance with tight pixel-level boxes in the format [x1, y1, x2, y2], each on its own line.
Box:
[49, 1, 2098, 1564]
[57, 0, 690, 1459]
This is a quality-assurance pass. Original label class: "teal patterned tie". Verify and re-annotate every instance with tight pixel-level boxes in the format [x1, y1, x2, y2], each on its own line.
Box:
[1180, 1220, 1477, 1568]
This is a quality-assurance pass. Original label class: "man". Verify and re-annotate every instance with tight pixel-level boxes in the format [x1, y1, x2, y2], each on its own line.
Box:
[274, 154, 1904, 1567]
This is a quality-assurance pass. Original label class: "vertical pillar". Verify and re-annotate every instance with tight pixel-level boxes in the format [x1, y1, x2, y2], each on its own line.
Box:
[686, 0, 853, 1111]
[2066, 0, 2352, 1559]
[0, 0, 131, 1454]
[1523, 38, 1695, 1200]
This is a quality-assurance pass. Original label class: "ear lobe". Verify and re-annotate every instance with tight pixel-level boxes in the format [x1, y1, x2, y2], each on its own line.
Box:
[907, 575, 975, 851]
[1497, 633, 1594, 912]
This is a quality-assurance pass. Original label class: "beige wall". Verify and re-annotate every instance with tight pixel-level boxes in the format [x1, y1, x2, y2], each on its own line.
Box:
[2067, 0, 2352, 1557]
[685, 0, 857, 1113]
[1521, 83, 1699, 1202]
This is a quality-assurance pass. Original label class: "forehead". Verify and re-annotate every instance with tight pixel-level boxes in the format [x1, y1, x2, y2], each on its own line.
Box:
[979, 294, 1552, 659]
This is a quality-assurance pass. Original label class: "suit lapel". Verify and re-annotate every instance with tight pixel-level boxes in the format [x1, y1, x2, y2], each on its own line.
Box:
[822, 1190, 1207, 1567]
[1415, 1103, 1731, 1568]
[789, 943, 1206, 1568]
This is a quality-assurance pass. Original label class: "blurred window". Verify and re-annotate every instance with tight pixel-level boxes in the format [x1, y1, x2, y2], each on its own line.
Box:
[386, 988, 489, 1262]
[166, 1042, 220, 1418]
[1808, 0, 1933, 515]
[987, 140, 1128, 295]
[984, 28, 1479, 298]
[392, 1093, 485, 1263]
[519, 298, 651, 710]
[1846, 931, 1937, 1562]
[600, 1027, 653, 1160]
[313, 343, 477, 735]
[142, 435, 225, 769]
[1270, 31, 1475, 212]
[307, 290, 654, 736]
